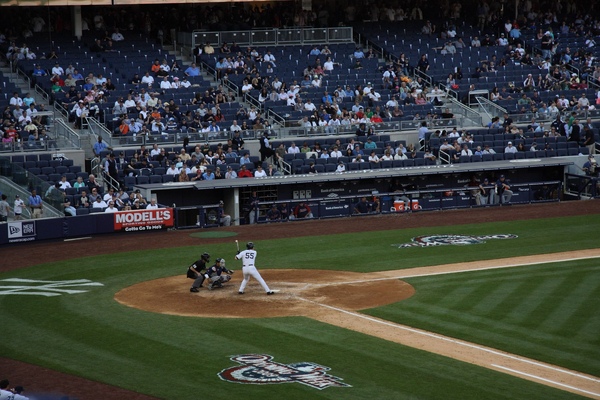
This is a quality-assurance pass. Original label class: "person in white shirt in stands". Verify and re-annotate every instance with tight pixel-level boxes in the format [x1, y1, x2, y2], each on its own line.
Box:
[288, 142, 300, 154]
[111, 28, 125, 41]
[304, 99, 316, 111]
[504, 141, 517, 153]
[104, 200, 118, 212]
[93, 196, 108, 209]
[263, 50, 276, 66]
[150, 143, 161, 158]
[323, 57, 335, 72]
[230, 120, 242, 132]
[166, 163, 180, 176]
[241, 79, 253, 93]
[58, 175, 72, 190]
[329, 145, 343, 158]
[51, 62, 64, 76]
[141, 72, 154, 86]
[160, 76, 172, 89]
[180, 77, 191, 88]
[254, 165, 267, 178]
[9, 92, 23, 107]
[146, 198, 160, 209]
[460, 144, 473, 156]
[336, 161, 346, 173]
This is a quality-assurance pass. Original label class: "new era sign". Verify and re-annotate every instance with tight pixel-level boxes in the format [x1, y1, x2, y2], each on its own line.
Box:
[8, 221, 36, 243]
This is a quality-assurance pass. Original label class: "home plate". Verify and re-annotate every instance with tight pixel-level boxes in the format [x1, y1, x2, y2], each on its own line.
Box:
[271, 290, 281, 293]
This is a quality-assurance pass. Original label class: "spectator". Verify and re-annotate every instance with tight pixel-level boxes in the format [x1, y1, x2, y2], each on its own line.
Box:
[238, 164, 253, 178]
[92, 196, 108, 209]
[0, 194, 10, 222]
[254, 165, 267, 178]
[504, 141, 517, 153]
[28, 189, 43, 218]
[225, 165, 237, 179]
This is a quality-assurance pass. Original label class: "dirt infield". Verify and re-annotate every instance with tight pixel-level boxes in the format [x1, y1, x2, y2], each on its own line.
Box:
[2, 201, 600, 399]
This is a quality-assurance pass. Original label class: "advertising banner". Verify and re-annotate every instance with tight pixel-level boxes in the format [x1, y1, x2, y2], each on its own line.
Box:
[113, 208, 174, 232]
[7, 221, 36, 243]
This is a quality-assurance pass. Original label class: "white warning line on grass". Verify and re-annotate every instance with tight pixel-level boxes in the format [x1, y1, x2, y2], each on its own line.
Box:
[491, 364, 600, 398]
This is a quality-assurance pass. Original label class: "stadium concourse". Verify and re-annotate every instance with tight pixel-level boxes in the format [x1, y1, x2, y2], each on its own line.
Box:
[1, 200, 600, 400]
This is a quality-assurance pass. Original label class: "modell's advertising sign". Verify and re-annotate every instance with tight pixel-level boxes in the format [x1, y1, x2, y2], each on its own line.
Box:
[113, 208, 174, 232]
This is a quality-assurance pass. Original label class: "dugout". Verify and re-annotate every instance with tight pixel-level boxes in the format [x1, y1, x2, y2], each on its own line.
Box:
[138, 157, 573, 227]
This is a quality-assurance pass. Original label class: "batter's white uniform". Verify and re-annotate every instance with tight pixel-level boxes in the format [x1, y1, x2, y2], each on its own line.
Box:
[235, 249, 271, 293]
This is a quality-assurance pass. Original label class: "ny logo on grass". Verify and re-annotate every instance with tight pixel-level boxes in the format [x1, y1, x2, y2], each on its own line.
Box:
[218, 354, 351, 390]
[0, 279, 104, 297]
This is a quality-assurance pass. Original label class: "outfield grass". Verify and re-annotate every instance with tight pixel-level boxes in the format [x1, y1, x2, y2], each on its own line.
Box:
[1, 214, 598, 399]
[365, 259, 600, 377]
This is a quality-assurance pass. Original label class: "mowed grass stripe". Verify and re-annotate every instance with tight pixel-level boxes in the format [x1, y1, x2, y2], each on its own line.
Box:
[366, 260, 600, 376]
[539, 275, 600, 335]
[504, 277, 567, 325]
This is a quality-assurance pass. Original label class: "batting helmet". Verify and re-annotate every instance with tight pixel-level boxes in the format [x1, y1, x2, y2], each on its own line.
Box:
[246, 242, 254, 249]
[201, 252, 210, 261]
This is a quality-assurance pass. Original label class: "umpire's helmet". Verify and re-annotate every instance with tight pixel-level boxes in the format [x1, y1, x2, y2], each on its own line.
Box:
[201, 252, 210, 261]
[246, 242, 254, 249]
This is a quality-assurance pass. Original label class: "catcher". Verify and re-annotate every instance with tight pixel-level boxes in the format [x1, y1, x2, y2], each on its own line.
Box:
[206, 258, 234, 290]
[187, 252, 211, 293]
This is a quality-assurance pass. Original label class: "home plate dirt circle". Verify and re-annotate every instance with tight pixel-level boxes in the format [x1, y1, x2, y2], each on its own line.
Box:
[114, 269, 415, 318]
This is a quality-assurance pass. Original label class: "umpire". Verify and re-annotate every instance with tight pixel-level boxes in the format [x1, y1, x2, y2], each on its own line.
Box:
[187, 252, 210, 293]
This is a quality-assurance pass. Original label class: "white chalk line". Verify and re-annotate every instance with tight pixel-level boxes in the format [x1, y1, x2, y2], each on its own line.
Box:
[316, 254, 600, 286]
[295, 296, 600, 387]
[491, 365, 600, 397]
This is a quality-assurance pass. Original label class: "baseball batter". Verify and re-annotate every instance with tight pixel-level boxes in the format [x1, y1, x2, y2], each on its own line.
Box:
[235, 242, 274, 295]
[187, 252, 210, 292]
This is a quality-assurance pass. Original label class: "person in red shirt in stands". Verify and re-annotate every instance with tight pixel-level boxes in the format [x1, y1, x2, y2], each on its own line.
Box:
[237, 164, 253, 178]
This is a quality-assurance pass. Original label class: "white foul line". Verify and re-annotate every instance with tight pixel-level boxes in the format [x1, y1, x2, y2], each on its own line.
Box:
[318, 254, 600, 286]
[296, 296, 600, 385]
[492, 365, 600, 397]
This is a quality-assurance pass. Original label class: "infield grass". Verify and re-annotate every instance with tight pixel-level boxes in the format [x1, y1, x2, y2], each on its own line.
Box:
[1, 213, 599, 399]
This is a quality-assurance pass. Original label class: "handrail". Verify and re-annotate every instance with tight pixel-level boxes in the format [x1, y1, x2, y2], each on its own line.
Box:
[475, 96, 505, 124]
[191, 27, 353, 49]
[54, 118, 81, 149]
[436, 97, 482, 128]
[86, 116, 113, 145]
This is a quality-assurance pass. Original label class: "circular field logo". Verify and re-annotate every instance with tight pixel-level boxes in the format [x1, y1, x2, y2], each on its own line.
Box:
[394, 234, 517, 248]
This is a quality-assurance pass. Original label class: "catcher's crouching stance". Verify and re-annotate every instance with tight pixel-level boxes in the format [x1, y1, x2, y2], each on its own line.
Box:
[206, 258, 234, 290]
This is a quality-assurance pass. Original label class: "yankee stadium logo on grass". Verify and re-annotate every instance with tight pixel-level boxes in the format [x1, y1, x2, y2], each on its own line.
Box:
[394, 234, 518, 248]
[218, 354, 351, 390]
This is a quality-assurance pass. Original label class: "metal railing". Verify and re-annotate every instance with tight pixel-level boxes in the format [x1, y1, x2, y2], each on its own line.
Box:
[0, 159, 64, 218]
[476, 96, 507, 123]
[191, 27, 353, 50]
[54, 118, 81, 149]
[565, 173, 599, 199]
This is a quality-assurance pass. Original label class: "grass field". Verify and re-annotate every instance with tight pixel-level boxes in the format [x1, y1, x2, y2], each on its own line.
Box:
[1, 214, 599, 399]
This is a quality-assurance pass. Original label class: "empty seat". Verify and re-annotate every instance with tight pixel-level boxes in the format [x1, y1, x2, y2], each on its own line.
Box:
[76, 207, 90, 215]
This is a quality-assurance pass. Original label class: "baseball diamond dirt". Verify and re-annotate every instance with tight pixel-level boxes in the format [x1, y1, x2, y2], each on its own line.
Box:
[2, 201, 600, 399]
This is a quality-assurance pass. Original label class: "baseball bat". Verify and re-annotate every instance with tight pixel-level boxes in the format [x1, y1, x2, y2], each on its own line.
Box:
[235, 240, 239, 252]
